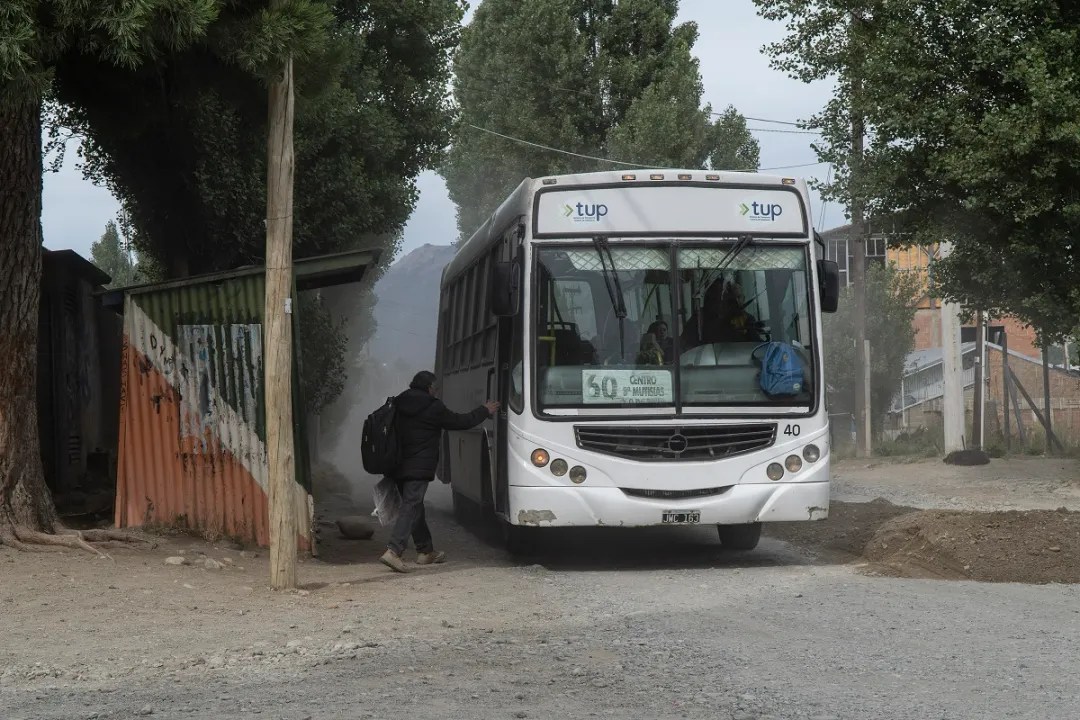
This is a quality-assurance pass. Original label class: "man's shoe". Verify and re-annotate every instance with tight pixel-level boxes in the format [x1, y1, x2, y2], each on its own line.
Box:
[415, 550, 447, 565]
[379, 549, 409, 573]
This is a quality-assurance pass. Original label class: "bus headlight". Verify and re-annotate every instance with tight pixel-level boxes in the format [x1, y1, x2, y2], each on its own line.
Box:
[785, 455, 803, 473]
[766, 463, 784, 481]
[531, 449, 550, 467]
[550, 459, 568, 476]
[569, 466, 587, 484]
[803, 444, 821, 463]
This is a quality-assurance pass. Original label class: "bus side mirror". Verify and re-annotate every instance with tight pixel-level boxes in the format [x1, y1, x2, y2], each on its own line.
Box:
[818, 259, 840, 313]
[492, 260, 521, 317]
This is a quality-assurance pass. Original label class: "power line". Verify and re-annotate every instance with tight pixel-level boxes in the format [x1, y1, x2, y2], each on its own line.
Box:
[474, 81, 810, 129]
[759, 160, 828, 172]
[465, 124, 643, 168]
[744, 116, 803, 127]
[817, 163, 834, 231]
[465, 123, 827, 173]
[751, 127, 816, 136]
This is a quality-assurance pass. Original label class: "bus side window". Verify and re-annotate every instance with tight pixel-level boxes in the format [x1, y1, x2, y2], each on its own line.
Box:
[508, 242, 524, 413]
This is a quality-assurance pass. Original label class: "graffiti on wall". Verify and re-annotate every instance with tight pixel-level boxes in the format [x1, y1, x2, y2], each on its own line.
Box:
[177, 324, 263, 453]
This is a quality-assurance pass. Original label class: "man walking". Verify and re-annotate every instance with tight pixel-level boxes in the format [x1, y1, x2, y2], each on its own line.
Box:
[379, 371, 498, 573]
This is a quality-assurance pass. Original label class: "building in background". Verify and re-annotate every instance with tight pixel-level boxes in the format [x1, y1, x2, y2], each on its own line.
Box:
[820, 223, 1080, 447]
[820, 223, 1043, 357]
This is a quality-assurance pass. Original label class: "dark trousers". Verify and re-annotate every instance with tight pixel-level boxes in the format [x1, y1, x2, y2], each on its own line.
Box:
[387, 478, 433, 556]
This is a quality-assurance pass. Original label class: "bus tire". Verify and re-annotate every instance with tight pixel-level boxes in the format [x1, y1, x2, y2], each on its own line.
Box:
[502, 522, 536, 557]
[718, 522, 762, 551]
[451, 488, 476, 524]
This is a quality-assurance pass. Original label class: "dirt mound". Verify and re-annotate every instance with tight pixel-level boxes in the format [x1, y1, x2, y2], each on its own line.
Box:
[864, 508, 1080, 584]
[764, 499, 915, 561]
[765, 501, 1080, 584]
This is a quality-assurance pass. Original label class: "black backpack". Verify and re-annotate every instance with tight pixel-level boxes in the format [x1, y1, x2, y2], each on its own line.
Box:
[361, 396, 401, 475]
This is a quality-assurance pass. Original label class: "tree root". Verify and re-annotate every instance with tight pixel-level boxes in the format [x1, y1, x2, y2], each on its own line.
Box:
[68, 528, 152, 545]
[0, 523, 150, 556]
[13, 527, 110, 557]
[0, 527, 45, 552]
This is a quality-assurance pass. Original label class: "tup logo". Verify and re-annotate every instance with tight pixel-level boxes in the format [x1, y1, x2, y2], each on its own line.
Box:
[563, 202, 609, 223]
[739, 200, 784, 222]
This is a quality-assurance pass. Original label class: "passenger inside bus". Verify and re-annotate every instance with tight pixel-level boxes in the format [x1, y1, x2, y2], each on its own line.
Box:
[635, 332, 664, 366]
[645, 320, 674, 363]
[680, 279, 764, 350]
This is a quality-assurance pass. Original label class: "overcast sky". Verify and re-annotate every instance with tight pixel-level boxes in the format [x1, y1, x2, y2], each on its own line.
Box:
[42, 0, 837, 262]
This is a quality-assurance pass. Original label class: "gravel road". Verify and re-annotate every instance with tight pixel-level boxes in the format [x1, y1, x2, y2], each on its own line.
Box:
[3, 480, 1079, 720]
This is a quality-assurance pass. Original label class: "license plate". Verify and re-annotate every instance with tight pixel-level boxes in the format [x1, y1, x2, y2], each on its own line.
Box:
[662, 510, 701, 524]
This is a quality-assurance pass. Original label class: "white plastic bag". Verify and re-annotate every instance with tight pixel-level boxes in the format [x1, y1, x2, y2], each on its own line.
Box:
[372, 477, 402, 527]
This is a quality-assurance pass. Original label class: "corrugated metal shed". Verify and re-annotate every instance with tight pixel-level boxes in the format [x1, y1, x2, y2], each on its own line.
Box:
[111, 249, 380, 548]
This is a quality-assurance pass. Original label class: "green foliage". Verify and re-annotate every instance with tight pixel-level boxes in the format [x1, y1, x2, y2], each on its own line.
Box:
[443, 0, 760, 238]
[298, 292, 347, 415]
[49, 0, 464, 278]
[0, 0, 218, 98]
[89, 220, 143, 288]
[875, 424, 943, 459]
[823, 263, 921, 436]
[756, 0, 1080, 343]
[45, 1, 459, 419]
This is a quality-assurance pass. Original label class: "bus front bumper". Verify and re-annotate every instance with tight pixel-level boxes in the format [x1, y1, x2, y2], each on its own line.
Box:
[508, 481, 829, 527]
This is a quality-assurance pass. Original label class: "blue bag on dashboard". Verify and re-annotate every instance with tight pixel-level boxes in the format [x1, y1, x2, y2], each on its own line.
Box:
[752, 342, 805, 397]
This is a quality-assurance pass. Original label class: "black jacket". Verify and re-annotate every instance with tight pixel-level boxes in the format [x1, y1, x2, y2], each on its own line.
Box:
[394, 388, 489, 481]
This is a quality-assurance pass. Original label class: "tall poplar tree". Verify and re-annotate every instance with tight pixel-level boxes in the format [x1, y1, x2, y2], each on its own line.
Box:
[443, 0, 760, 239]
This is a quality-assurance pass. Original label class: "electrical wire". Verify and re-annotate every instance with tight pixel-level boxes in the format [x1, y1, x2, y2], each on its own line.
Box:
[743, 116, 802, 126]
[464, 123, 827, 173]
[817, 163, 834, 231]
[751, 126, 816, 134]
[465, 124, 643, 168]
[475, 81, 812, 129]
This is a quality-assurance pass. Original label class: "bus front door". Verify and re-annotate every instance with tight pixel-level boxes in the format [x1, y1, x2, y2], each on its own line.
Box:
[491, 316, 512, 517]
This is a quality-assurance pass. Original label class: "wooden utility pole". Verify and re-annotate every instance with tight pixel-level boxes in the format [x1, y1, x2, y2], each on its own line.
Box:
[862, 339, 872, 454]
[973, 311, 985, 448]
[1042, 344, 1053, 454]
[1001, 330, 1011, 450]
[849, 12, 870, 458]
[938, 241, 965, 453]
[265, 18, 298, 591]
[850, 117, 870, 456]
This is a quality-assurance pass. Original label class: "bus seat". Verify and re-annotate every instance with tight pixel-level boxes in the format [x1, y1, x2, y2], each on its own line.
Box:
[550, 327, 586, 366]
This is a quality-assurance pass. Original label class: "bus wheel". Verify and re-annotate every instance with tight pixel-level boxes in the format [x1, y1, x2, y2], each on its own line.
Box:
[451, 489, 475, 524]
[718, 522, 762, 551]
[502, 522, 536, 557]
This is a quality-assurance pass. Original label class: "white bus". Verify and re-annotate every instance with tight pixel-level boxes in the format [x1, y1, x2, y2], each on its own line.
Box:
[435, 169, 840, 552]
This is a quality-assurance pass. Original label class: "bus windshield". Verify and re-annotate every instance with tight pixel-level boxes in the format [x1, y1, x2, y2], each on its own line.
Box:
[534, 243, 815, 411]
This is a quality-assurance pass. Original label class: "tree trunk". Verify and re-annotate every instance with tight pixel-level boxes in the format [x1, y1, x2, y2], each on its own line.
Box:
[0, 96, 58, 535]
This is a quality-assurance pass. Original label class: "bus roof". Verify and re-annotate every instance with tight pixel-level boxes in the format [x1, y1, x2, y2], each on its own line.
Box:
[444, 169, 811, 286]
[531, 168, 808, 188]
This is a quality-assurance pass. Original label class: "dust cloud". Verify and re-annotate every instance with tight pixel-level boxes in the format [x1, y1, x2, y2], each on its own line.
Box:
[303, 244, 454, 524]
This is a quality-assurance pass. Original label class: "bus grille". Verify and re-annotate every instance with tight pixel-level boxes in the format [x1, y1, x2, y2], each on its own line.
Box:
[574, 424, 776, 461]
[621, 486, 733, 499]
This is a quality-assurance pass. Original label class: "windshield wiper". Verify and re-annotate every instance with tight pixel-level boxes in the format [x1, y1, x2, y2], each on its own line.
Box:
[693, 234, 754, 340]
[592, 236, 628, 362]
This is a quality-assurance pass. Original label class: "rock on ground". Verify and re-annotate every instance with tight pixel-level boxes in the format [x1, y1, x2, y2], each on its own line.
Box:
[335, 517, 375, 540]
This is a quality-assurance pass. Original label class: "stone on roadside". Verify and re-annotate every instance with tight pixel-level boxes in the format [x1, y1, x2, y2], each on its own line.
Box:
[336, 516, 375, 540]
[202, 558, 226, 570]
[164, 556, 189, 566]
